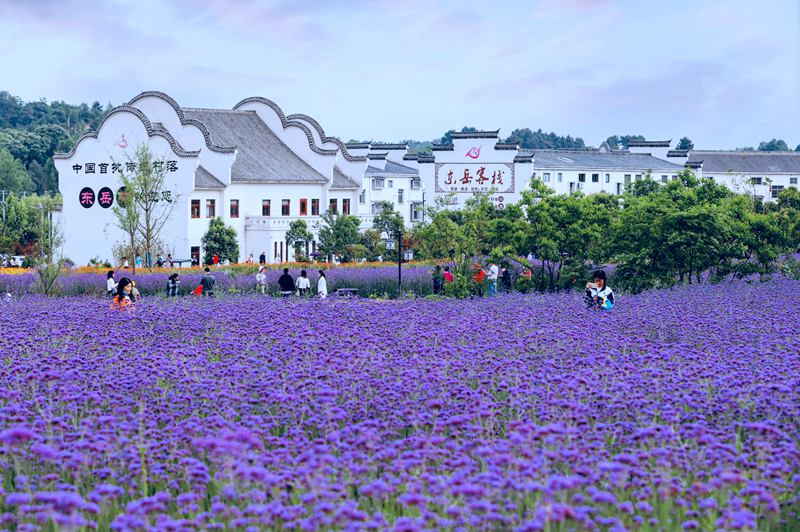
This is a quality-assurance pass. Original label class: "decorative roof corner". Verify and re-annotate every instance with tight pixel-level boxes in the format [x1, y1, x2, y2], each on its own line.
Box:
[53, 105, 201, 160]
[450, 130, 500, 139]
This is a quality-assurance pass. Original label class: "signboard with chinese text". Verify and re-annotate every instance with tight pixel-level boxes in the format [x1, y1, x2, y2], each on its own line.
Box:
[434, 163, 515, 195]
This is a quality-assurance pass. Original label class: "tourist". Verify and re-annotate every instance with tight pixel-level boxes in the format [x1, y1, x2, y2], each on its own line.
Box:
[501, 266, 512, 293]
[584, 269, 615, 310]
[111, 278, 134, 310]
[256, 267, 267, 294]
[443, 266, 454, 284]
[212, 253, 220, 267]
[130, 280, 141, 302]
[259, 251, 266, 265]
[278, 268, 295, 297]
[135, 253, 143, 269]
[156, 254, 164, 268]
[201, 267, 216, 297]
[247, 253, 254, 264]
[487, 261, 499, 296]
[167, 254, 175, 268]
[122, 256, 129, 269]
[432, 265, 443, 294]
[296, 269, 311, 296]
[106, 270, 116, 297]
[472, 264, 486, 297]
[317, 270, 328, 298]
[166, 273, 180, 297]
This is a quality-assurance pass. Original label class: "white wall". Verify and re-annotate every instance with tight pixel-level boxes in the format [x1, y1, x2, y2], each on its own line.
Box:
[54, 110, 196, 266]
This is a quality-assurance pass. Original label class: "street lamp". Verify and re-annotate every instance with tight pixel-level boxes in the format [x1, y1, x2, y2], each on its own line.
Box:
[384, 229, 403, 293]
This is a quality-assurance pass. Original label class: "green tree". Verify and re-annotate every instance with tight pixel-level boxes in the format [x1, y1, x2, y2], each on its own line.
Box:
[606, 134, 645, 149]
[504, 128, 585, 149]
[30, 196, 65, 295]
[676, 137, 694, 150]
[201, 217, 239, 264]
[285, 219, 313, 261]
[372, 201, 404, 240]
[757, 139, 789, 151]
[317, 212, 361, 262]
[112, 144, 181, 268]
[0, 148, 34, 194]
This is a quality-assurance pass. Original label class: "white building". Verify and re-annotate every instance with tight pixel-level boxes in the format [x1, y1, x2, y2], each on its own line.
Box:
[53, 91, 800, 266]
[681, 151, 800, 201]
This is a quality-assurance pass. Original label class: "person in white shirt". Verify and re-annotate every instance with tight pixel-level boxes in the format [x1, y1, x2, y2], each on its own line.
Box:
[255, 267, 267, 294]
[106, 270, 116, 297]
[317, 270, 328, 298]
[585, 269, 615, 310]
[295, 269, 311, 296]
[487, 261, 499, 296]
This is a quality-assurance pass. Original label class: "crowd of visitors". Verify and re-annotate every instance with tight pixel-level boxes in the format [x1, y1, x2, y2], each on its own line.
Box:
[105, 257, 613, 311]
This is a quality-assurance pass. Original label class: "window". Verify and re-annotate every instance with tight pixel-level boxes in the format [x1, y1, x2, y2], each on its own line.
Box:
[206, 199, 215, 218]
[605, 173, 610, 183]
[371, 202, 382, 215]
[281, 199, 290, 216]
[790, 177, 798, 185]
[616, 183, 622, 195]
[576, 182, 584, 190]
[543, 173, 551, 183]
[557, 173, 562, 183]
[771, 185, 784, 199]
[569, 182, 575, 193]
[635, 174, 642, 181]
[388, 180, 393, 189]
[624, 174, 631, 184]
[191, 199, 200, 219]
[229, 199, 239, 218]
[299, 198, 308, 216]
[591, 173, 599, 183]
[411, 204, 422, 221]
[329, 198, 338, 214]
[262, 199, 271, 216]
[359, 190, 366, 203]
[751, 177, 763, 185]
[578, 173, 586, 183]
[411, 178, 421, 190]
[671, 175, 678, 181]
[661, 175, 668, 183]
[311, 199, 320, 215]
[373, 178, 384, 190]
[398, 189, 404, 204]
[342, 198, 350, 215]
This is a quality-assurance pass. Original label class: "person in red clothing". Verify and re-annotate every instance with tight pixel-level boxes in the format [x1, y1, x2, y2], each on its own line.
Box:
[212, 253, 220, 267]
[472, 264, 486, 297]
[443, 266, 454, 284]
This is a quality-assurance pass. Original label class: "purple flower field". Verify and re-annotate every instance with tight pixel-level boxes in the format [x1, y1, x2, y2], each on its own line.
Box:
[0, 280, 798, 531]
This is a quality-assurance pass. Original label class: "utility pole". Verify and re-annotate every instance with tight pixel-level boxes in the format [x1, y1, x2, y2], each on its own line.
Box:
[0, 190, 7, 227]
[397, 228, 402, 294]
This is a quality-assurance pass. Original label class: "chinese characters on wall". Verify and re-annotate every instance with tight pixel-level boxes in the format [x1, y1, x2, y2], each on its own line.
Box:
[71, 160, 179, 174]
[74, 160, 179, 208]
[434, 163, 515, 194]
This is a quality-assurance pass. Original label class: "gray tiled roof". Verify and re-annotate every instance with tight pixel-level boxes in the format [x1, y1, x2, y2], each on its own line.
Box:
[686, 151, 800, 174]
[365, 160, 419, 176]
[431, 144, 454, 151]
[370, 143, 407, 150]
[667, 150, 689, 157]
[182, 108, 327, 184]
[451, 130, 500, 139]
[195, 165, 226, 189]
[331, 166, 360, 189]
[627, 140, 671, 148]
[522, 149, 684, 171]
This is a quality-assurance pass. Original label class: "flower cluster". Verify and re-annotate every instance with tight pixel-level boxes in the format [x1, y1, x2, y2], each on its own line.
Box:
[0, 280, 798, 530]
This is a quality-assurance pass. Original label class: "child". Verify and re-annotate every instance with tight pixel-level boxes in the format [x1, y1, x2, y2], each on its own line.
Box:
[584, 269, 615, 310]
[256, 267, 267, 294]
[106, 270, 116, 297]
[111, 278, 135, 310]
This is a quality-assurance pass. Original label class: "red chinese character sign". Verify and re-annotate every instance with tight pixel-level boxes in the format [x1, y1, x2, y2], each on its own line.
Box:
[79, 187, 95, 208]
[97, 187, 114, 208]
[434, 163, 515, 194]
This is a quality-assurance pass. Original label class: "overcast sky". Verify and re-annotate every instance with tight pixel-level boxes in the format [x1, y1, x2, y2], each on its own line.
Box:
[1, 0, 798, 148]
